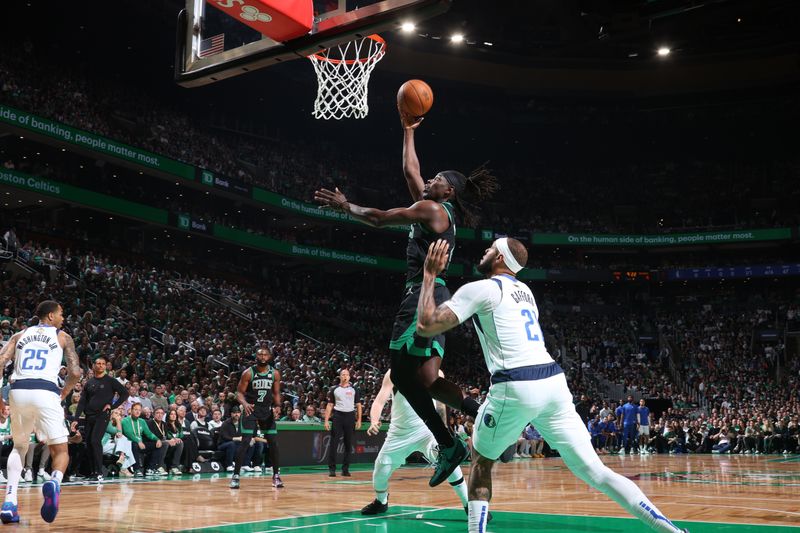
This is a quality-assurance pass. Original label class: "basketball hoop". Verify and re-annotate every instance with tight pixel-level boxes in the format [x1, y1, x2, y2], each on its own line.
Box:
[308, 34, 386, 120]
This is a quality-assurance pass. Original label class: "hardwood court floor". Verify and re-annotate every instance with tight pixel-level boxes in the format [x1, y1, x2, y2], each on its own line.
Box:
[9, 454, 800, 532]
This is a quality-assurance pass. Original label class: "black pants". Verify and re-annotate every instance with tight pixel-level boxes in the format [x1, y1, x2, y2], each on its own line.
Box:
[181, 435, 199, 469]
[85, 412, 110, 476]
[328, 410, 355, 472]
[131, 440, 167, 471]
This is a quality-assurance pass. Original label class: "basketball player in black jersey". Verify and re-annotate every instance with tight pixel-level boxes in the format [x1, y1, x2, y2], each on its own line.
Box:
[314, 113, 498, 486]
[230, 347, 283, 489]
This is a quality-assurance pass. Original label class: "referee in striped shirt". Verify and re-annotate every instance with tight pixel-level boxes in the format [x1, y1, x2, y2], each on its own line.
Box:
[324, 369, 362, 477]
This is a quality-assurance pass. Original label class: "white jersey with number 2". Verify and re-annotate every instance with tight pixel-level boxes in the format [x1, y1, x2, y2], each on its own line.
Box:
[444, 274, 554, 375]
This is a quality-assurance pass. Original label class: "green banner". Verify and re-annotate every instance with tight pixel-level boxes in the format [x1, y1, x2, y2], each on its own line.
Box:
[0, 105, 194, 180]
[0, 106, 481, 240]
[0, 169, 167, 224]
[531, 228, 792, 247]
[252, 187, 475, 240]
[212, 225, 408, 271]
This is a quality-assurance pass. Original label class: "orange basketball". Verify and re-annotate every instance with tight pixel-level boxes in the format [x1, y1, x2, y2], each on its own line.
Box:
[397, 79, 434, 117]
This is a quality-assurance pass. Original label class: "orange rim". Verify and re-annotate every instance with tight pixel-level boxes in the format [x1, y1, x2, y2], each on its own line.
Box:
[310, 34, 386, 65]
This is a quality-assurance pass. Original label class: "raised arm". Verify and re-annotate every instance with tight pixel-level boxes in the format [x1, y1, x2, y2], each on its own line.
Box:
[59, 332, 83, 401]
[367, 371, 393, 435]
[416, 240, 460, 338]
[401, 115, 426, 201]
[417, 240, 500, 338]
[313, 189, 448, 232]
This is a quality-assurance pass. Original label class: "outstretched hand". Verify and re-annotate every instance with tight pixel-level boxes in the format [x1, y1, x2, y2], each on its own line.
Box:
[399, 106, 424, 130]
[424, 239, 450, 277]
[314, 187, 349, 212]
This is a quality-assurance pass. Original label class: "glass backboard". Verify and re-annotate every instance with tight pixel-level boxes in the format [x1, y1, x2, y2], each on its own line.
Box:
[176, 0, 451, 87]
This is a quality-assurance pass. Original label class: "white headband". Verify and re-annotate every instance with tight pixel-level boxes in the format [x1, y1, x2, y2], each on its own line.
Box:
[494, 238, 524, 273]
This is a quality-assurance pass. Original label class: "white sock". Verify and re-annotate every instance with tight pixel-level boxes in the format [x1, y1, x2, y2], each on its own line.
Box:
[559, 438, 683, 532]
[372, 462, 394, 505]
[468, 500, 489, 533]
[4, 448, 24, 505]
[51, 470, 64, 483]
[447, 466, 468, 506]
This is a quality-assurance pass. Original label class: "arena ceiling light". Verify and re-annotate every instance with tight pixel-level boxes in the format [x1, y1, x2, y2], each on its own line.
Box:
[400, 21, 416, 33]
[450, 33, 464, 44]
[657, 46, 671, 57]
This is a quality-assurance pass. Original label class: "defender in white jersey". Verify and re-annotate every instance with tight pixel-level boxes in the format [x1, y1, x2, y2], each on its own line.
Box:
[0, 301, 82, 525]
[360, 370, 474, 517]
[416, 239, 690, 533]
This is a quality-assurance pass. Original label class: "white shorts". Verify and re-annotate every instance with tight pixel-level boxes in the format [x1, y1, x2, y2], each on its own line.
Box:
[8, 388, 69, 446]
[473, 373, 590, 461]
[376, 427, 438, 466]
[639, 426, 650, 436]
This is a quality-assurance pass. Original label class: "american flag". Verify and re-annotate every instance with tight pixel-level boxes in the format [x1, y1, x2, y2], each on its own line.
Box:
[198, 34, 225, 58]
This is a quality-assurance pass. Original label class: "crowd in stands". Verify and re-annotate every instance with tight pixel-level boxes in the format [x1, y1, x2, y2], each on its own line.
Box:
[0, 227, 797, 481]
[2, 45, 799, 237]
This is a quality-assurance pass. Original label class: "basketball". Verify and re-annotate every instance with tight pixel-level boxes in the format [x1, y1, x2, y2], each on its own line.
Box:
[397, 79, 434, 117]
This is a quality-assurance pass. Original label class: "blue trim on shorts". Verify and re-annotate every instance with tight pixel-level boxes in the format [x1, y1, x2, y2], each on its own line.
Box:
[10, 379, 60, 395]
[490, 362, 563, 385]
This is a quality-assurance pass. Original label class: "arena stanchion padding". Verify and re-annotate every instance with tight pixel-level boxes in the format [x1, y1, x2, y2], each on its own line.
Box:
[206, 0, 313, 42]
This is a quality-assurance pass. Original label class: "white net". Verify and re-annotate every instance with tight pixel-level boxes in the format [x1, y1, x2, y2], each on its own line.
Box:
[308, 35, 386, 120]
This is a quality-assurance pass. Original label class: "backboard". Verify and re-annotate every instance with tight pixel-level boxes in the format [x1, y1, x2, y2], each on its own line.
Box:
[175, 0, 451, 87]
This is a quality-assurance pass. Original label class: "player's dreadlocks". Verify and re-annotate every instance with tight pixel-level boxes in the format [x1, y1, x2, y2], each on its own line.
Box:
[441, 162, 499, 227]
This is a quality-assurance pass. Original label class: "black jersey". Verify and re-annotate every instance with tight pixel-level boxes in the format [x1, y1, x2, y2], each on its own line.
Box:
[245, 365, 276, 417]
[405, 201, 456, 281]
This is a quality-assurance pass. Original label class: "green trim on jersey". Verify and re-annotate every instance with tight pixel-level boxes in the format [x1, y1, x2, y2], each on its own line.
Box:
[247, 364, 275, 408]
[388, 309, 445, 358]
[441, 201, 455, 223]
[404, 276, 446, 288]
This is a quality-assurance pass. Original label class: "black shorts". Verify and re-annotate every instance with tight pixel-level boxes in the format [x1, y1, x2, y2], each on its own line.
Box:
[241, 412, 277, 436]
[388, 280, 450, 358]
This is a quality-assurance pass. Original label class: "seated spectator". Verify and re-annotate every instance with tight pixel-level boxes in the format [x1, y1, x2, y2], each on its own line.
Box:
[526, 424, 545, 458]
[218, 408, 242, 471]
[281, 408, 301, 422]
[165, 409, 187, 474]
[139, 387, 154, 412]
[0, 405, 11, 482]
[151, 385, 170, 412]
[176, 405, 204, 469]
[711, 425, 732, 454]
[245, 429, 267, 473]
[190, 406, 215, 453]
[208, 409, 224, 432]
[149, 407, 184, 475]
[301, 405, 321, 423]
[122, 402, 167, 476]
[588, 416, 604, 454]
[102, 408, 134, 477]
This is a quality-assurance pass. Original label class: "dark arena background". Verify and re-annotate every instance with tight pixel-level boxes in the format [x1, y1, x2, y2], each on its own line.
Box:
[0, 0, 799, 531]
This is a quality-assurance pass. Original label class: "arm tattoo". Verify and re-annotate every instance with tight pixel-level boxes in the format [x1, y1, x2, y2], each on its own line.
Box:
[62, 333, 82, 395]
[0, 334, 18, 367]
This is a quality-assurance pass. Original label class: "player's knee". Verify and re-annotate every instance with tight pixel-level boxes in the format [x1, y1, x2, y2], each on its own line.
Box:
[583, 462, 614, 488]
[12, 442, 29, 455]
[469, 485, 491, 501]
